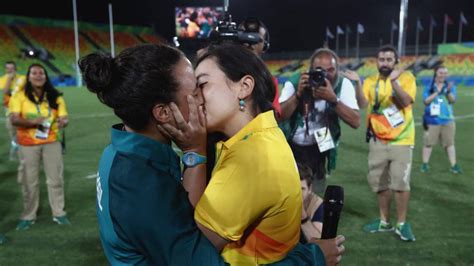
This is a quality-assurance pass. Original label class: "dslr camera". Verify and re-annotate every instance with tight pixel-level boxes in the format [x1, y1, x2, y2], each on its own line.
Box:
[300, 67, 328, 103]
[308, 67, 327, 88]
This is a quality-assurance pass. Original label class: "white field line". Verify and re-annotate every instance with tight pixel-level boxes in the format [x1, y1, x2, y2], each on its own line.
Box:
[415, 114, 474, 126]
[0, 112, 114, 122]
[84, 173, 98, 179]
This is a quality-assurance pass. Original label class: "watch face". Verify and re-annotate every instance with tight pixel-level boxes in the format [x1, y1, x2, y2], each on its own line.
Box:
[183, 152, 206, 167]
[185, 154, 196, 165]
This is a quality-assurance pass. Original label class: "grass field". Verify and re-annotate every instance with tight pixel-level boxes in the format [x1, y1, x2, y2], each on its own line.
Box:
[0, 85, 473, 265]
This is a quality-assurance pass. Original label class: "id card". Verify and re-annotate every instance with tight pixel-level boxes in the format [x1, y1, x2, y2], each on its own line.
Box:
[313, 127, 335, 153]
[430, 103, 441, 116]
[382, 104, 404, 128]
[35, 121, 51, 140]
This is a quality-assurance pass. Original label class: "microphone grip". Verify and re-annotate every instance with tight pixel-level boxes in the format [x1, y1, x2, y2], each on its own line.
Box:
[321, 185, 344, 239]
[320, 206, 342, 239]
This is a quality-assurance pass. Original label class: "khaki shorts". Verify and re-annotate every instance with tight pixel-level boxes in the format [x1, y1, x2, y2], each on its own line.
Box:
[367, 140, 413, 192]
[424, 122, 455, 147]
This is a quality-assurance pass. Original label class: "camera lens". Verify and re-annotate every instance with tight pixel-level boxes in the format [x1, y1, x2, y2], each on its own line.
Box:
[309, 67, 327, 88]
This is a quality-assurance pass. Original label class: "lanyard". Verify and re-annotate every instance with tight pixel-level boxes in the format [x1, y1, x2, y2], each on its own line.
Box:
[35, 102, 51, 118]
[372, 79, 382, 113]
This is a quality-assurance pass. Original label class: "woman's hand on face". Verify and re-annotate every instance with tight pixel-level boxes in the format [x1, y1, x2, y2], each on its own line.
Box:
[158, 95, 207, 153]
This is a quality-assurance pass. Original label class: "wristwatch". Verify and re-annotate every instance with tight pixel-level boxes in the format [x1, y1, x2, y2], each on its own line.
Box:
[182, 152, 207, 167]
[330, 97, 341, 107]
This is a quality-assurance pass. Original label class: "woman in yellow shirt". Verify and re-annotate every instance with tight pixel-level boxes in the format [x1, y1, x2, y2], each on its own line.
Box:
[159, 44, 345, 265]
[9, 64, 70, 230]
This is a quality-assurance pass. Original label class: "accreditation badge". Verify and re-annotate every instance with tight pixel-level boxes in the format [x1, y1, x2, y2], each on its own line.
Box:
[35, 120, 51, 140]
[382, 104, 404, 128]
[314, 127, 335, 153]
[430, 103, 441, 116]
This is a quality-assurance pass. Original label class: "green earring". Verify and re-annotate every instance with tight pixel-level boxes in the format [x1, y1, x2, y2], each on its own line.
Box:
[239, 99, 245, 111]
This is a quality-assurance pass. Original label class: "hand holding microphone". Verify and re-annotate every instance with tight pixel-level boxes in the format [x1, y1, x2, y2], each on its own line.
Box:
[309, 185, 345, 265]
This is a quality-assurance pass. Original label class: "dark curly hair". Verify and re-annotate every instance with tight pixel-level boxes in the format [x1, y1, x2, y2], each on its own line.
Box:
[79, 44, 184, 131]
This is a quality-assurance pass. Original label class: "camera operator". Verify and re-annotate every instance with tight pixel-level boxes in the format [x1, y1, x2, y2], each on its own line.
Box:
[279, 48, 360, 192]
[238, 17, 270, 57]
[238, 17, 282, 117]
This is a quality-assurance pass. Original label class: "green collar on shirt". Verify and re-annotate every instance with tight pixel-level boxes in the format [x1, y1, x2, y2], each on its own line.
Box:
[110, 124, 179, 168]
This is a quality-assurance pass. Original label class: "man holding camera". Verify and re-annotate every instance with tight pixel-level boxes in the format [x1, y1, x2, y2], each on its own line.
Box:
[357, 45, 416, 242]
[279, 48, 360, 193]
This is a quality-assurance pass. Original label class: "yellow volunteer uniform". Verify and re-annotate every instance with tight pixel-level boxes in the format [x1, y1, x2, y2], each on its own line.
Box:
[195, 111, 301, 265]
[9, 91, 67, 146]
[0, 74, 26, 107]
[363, 71, 417, 145]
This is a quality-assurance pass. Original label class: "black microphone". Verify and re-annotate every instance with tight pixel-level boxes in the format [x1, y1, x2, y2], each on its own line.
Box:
[321, 185, 344, 239]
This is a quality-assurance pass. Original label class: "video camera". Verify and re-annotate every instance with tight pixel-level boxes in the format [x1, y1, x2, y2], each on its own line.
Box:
[208, 0, 261, 46]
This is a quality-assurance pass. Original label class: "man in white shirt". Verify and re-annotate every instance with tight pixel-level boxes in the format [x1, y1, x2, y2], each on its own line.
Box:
[279, 48, 360, 192]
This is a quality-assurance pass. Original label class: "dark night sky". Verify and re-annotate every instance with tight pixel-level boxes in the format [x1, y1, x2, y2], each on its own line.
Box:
[2, 0, 473, 53]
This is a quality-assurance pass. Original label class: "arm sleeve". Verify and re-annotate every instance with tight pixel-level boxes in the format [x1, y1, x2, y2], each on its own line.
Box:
[57, 96, 68, 116]
[362, 78, 372, 103]
[109, 157, 226, 266]
[195, 149, 272, 241]
[422, 86, 430, 101]
[0, 76, 6, 90]
[311, 204, 324, 223]
[451, 85, 457, 100]
[279, 81, 296, 103]
[267, 243, 326, 266]
[8, 93, 21, 113]
[340, 78, 360, 110]
[400, 72, 417, 102]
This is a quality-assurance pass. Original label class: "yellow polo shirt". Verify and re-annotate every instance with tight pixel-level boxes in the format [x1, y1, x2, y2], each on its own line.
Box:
[195, 111, 301, 265]
[0, 74, 26, 107]
[9, 91, 68, 146]
[363, 71, 417, 145]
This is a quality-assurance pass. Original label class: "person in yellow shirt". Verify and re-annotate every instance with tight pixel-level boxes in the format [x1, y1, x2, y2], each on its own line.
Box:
[9, 63, 70, 231]
[0, 61, 26, 160]
[160, 43, 345, 265]
[356, 45, 416, 242]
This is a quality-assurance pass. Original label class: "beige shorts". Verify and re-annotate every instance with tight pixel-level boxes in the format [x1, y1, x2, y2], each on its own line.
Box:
[367, 140, 413, 192]
[424, 122, 455, 147]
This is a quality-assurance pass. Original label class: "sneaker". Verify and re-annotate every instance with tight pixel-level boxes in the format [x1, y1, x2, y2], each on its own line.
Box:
[16, 220, 35, 231]
[0, 234, 6, 244]
[450, 164, 463, 174]
[363, 219, 394, 233]
[420, 163, 429, 173]
[395, 222, 416, 241]
[53, 215, 71, 225]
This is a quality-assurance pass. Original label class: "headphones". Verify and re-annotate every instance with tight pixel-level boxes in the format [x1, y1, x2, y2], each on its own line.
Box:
[239, 17, 270, 52]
